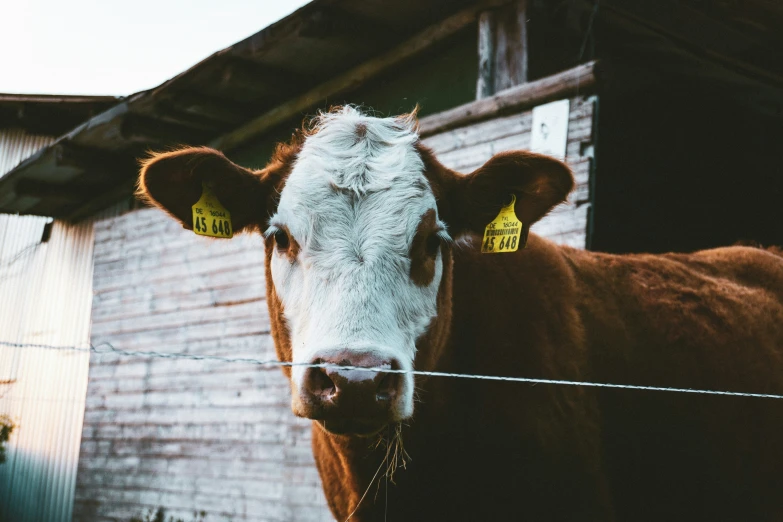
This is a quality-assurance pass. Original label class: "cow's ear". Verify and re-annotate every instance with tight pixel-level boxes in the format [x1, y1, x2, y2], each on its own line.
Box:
[137, 147, 278, 233]
[439, 150, 574, 237]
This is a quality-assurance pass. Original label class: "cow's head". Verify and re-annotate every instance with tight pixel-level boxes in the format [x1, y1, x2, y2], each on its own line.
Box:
[138, 106, 572, 436]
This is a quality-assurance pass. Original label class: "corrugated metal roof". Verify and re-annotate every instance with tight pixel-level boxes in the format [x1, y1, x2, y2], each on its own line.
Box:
[0, 129, 55, 179]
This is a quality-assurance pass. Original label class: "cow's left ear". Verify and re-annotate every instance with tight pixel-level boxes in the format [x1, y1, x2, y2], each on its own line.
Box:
[429, 149, 574, 237]
[137, 146, 282, 233]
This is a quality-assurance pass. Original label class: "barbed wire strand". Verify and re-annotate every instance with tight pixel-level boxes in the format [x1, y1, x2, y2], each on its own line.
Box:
[2, 339, 783, 400]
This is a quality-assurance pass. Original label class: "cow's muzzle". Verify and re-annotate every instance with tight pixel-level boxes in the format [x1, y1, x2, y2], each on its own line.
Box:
[296, 349, 403, 436]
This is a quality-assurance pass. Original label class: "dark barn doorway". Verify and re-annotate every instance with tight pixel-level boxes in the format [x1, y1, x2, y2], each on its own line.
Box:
[585, 1, 783, 254]
[592, 84, 783, 254]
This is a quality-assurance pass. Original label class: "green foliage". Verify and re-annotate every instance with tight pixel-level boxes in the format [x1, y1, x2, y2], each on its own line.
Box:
[0, 415, 14, 464]
[129, 508, 207, 522]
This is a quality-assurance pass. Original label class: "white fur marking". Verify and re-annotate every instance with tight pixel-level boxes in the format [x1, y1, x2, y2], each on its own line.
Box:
[267, 107, 445, 420]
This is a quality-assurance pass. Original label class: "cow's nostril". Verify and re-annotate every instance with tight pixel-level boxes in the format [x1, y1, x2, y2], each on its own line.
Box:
[307, 367, 337, 400]
[304, 351, 403, 417]
[376, 372, 399, 402]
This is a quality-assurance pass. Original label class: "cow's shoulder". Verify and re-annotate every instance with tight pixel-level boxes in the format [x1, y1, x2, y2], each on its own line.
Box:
[580, 245, 783, 305]
[569, 244, 783, 381]
[673, 245, 783, 293]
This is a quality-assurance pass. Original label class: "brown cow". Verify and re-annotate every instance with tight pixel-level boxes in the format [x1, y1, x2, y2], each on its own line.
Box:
[138, 106, 783, 521]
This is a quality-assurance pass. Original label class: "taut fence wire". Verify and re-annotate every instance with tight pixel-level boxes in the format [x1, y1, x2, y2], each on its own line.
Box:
[2, 339, 783, 400]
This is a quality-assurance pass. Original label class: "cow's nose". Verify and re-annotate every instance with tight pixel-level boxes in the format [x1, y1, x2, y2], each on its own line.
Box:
[303, 350, 401, 416]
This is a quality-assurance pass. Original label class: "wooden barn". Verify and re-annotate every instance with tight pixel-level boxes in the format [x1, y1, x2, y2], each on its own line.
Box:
[0, 0, 782, 520]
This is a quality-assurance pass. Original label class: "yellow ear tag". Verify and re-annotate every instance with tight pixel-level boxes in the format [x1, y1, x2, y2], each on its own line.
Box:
[481, 194, 522, 254]
[191, 183, 233, 238]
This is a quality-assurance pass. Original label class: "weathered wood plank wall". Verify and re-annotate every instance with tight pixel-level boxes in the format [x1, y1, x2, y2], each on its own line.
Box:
[74, 212, 331, 522]
[74, 94, 594, 522]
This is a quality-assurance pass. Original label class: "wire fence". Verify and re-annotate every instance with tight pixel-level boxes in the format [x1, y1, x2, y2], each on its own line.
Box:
[2, 339, 782, 400]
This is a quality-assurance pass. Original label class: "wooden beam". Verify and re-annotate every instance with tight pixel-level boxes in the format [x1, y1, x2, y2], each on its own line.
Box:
[210, 0, 507, 153]
[159, 91, 250, 127]
[476, 12, 496, 99]
[218, 58, 314, 101]
[0, 94, 118, 104]
[420, 61, 597, 137]
[14, 179, 86, 202]
[476, 0, 529, 99]
[120, 114, 212, 145]
[494, 0, 529, 91]
[65, 175, 137, 222]
[54, 142, 134, 172]
[298, 7, 401, 47]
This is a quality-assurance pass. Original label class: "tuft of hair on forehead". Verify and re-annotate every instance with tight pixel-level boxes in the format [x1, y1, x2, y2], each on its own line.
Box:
[296, 105, 423, 196]
[305, 104, 420, 134]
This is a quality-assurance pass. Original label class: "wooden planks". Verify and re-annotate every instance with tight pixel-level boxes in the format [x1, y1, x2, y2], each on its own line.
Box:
[75, 207, 331, 522]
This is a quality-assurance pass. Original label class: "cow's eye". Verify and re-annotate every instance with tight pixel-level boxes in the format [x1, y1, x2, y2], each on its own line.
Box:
[425, 233, 441, 257]
[274, 229, 290, 251]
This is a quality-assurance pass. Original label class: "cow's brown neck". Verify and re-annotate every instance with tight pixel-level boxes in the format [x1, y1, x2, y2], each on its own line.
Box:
[294, 234, 609, 521]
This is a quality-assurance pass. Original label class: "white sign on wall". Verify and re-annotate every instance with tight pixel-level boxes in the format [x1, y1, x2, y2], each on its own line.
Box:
[530, 99, 570, 159]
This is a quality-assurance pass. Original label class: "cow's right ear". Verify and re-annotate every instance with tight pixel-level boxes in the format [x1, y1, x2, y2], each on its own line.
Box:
[137, 147, 277, 233]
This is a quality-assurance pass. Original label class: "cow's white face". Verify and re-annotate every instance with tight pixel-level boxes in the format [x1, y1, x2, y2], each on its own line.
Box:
[265, 108, 449, 424]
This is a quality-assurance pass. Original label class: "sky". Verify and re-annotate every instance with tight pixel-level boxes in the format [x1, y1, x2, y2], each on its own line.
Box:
[0, 0, 312, 96]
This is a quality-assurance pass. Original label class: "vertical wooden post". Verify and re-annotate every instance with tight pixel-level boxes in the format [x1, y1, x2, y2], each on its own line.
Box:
[476, 0, 529, 99]
[476, 12, 496, 100]
[494, 0, 529, 91]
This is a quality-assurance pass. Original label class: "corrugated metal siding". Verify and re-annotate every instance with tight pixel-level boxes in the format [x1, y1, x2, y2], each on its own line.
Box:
[0, 215, 96, 522]
[0, 129, 54, 179]
[422, 95, 596, 248]
[0, 128, 98, 522]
